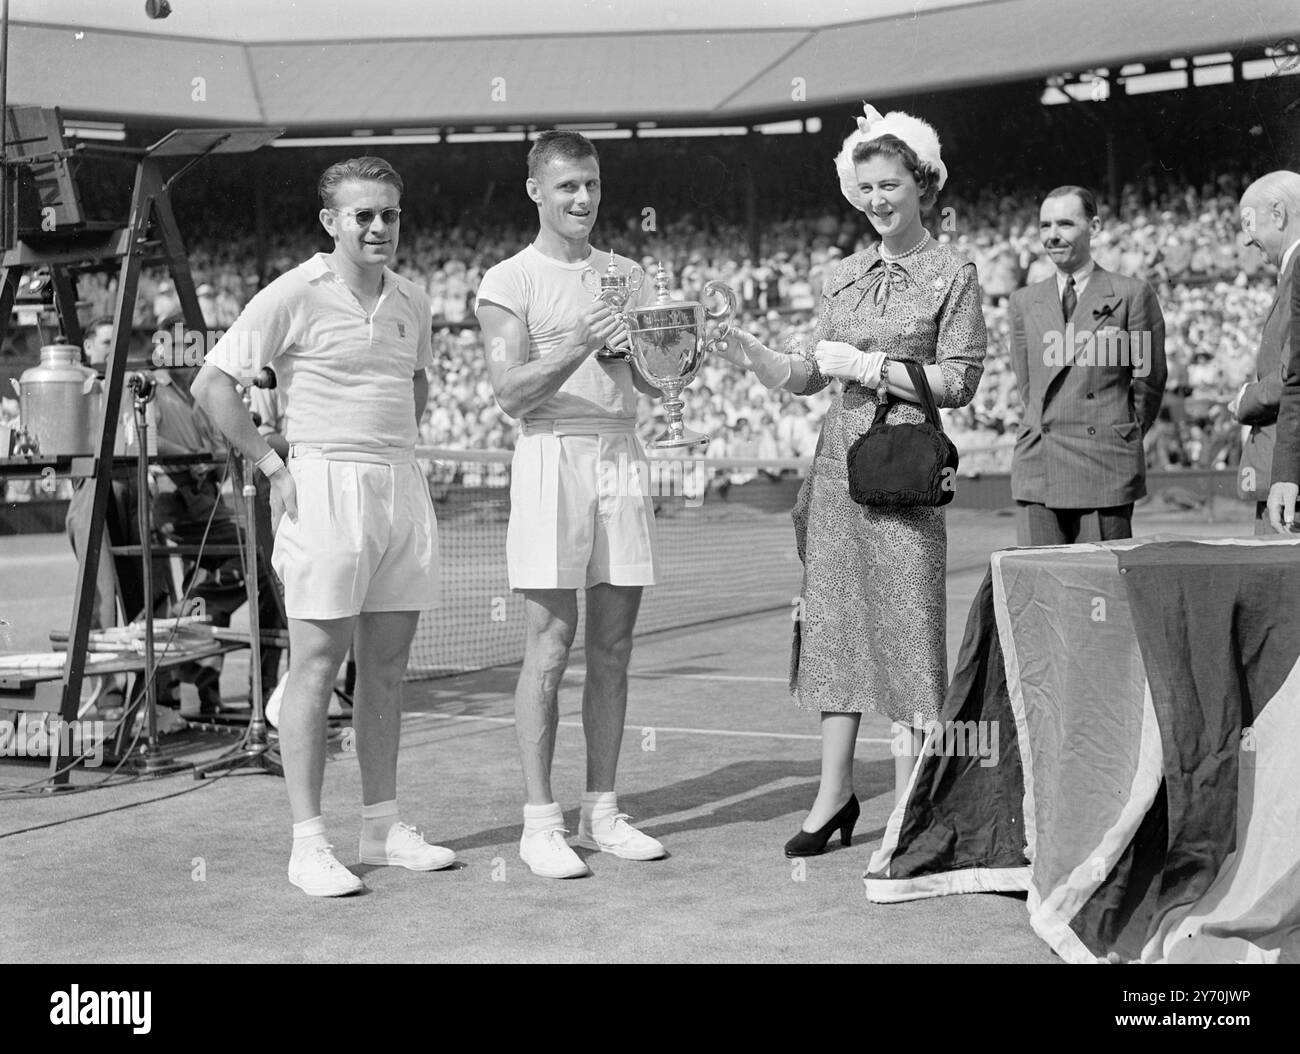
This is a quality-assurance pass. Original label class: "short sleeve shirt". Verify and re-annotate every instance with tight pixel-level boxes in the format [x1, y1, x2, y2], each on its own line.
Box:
[475, 244, 639, 422]
[205, 253, 432, 449]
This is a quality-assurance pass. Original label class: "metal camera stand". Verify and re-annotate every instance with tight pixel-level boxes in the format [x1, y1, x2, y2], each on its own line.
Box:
[194, 368, 282, 780]
[124, 372, 193, 776]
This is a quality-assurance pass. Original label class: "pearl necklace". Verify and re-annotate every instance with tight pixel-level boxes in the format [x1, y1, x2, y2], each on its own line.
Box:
[880, 232, 930, 261]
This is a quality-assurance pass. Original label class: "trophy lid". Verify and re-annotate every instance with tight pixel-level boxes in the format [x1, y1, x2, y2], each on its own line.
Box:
[625, 261, 702, 322]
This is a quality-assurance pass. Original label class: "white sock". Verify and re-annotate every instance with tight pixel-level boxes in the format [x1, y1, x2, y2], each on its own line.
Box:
[523, 802, 564, 836]
[582, 791, 619, 828]
[292, 816, 328, 857]
[361, 800, 399, 844]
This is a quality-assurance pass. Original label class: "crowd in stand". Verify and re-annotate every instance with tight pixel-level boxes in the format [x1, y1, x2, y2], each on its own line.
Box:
[3, 175, 1279, 495]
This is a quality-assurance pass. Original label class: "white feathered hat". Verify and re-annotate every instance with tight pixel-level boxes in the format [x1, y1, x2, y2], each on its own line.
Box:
[835, 103, 948, 213]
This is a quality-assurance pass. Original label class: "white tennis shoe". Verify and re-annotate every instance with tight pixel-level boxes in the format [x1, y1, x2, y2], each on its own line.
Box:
[288, 844, 365, 897]
[576, 813, 666, 861]
[520, 826, 590, 879]
[359, 822, 456, 871]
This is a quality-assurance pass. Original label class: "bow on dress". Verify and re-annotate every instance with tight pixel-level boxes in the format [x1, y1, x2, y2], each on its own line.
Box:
[850, 255, 912, 313]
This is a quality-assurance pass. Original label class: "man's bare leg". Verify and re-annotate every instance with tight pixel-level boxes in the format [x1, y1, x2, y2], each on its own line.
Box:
[581, 583, 641, 793]
[281, 615, 355, 823]
[515, 589, 578, 805]
[351, 608, 455, 871]
[574, 583, 664, 861]
[515, 588, 588, 878]
[282, 614, 364, 896]
[352, 609, 420, 806]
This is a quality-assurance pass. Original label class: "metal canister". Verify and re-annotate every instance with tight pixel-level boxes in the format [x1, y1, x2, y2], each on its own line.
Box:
[12, 340, 102, 456]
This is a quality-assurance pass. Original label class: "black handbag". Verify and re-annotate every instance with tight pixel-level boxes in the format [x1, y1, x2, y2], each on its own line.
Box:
[846, 359, 958, 507]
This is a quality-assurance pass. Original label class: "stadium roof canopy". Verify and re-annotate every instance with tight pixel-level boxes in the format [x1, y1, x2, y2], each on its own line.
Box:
[9, 0, 1300, 131]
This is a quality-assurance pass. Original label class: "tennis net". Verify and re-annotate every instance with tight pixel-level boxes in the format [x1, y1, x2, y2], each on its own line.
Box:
[405, 447, 809, 678]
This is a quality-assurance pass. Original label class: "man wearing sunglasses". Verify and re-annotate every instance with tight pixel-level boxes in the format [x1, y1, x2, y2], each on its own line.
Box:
[192, 157, 451, 897]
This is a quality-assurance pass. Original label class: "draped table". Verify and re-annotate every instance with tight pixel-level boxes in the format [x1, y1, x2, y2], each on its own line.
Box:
[865, 537, 1300, 964]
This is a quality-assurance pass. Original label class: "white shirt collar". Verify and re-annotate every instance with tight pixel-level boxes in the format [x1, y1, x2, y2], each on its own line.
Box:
[1056, 259, 1096, 294]
[304, 252, 407, 298]
[1280, 237, 1300, 279]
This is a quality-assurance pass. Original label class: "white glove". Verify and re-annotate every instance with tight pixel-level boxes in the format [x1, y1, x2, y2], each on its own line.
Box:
[711, 330, 750, 369]
[815, 340, 885, 388]
[732, 329, 793, 390]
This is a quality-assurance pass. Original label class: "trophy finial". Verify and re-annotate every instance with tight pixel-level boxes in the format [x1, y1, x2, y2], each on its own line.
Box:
[654, 260, 671, 303]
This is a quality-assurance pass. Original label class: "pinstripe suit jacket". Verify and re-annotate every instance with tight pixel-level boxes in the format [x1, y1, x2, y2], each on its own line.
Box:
[1009, 266, 1167, 507]
[1238, 250, 1297, 497]
[1268, 254, 1300, 485]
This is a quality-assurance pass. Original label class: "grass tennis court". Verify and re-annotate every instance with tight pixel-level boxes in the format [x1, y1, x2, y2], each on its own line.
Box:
[0, 499, 1254, 963]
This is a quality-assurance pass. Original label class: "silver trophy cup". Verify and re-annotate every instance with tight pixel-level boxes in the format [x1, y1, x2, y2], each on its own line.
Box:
[620, 264, 737, 450]
[581, 253, 644, 361]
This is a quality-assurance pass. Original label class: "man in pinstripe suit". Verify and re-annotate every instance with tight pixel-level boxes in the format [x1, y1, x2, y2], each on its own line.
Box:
[1009, 186, 1167, 545]
[1233, 173, 1300, 535]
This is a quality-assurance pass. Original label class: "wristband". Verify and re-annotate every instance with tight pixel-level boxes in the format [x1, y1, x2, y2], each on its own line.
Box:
[255, 450, 286, 478]
[877, 359, 890, 401]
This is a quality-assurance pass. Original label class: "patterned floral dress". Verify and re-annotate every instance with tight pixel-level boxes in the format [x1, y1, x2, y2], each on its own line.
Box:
[790, 241, 987, 721]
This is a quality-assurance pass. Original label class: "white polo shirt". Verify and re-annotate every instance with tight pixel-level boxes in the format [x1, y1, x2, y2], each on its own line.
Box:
[206, 253, 433, 449]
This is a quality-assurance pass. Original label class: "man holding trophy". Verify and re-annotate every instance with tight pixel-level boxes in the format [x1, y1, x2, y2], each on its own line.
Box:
[477, 130, 671, 878]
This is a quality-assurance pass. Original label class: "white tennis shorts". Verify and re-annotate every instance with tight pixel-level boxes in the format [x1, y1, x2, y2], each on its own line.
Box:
[273, 444, 440, 620]
[507, 421, 658, 590]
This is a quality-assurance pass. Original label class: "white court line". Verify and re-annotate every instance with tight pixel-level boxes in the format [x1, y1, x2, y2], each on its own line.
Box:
[406, 711, 893, 746]
[635, 673, 788, 684]
[635, 776, 814, 829]
[568, 668, 787, 684]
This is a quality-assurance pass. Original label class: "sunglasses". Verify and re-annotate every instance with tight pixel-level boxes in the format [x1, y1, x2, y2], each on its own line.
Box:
[333, 206, 402, 226]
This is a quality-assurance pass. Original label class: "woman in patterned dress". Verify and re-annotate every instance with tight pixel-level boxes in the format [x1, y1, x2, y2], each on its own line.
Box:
[718, 106, 987, 854]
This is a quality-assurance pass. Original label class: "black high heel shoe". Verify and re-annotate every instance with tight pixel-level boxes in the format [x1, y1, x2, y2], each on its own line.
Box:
[784, 794, 860, 857]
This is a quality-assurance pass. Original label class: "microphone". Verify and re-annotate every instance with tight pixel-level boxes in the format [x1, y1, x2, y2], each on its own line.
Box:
[127, 372, 156, 401]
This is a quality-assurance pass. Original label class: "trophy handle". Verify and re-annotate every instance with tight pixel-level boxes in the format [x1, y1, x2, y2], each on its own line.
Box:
[702, 280, 738, 348]
[598, 309, 633, 362]
[580, 267, 601, 296]
[626, 263, 645, 294]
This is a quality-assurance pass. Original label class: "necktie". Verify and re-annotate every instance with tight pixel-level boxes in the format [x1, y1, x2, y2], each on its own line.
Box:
[1062, 276, 1077, 323]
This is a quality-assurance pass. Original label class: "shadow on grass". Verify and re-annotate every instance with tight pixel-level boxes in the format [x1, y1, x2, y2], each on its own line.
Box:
[440, 757, 894, 854]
